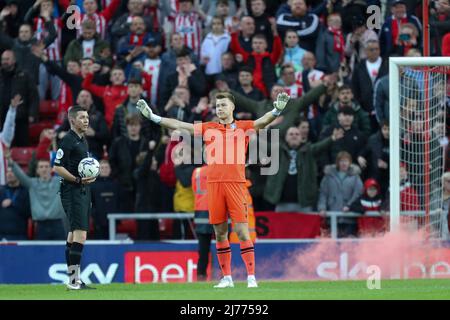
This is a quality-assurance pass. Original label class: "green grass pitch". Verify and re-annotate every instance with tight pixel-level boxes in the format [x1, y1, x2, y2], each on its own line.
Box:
[1, 279, 450, 300]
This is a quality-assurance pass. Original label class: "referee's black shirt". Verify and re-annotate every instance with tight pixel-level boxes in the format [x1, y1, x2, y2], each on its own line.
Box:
[54, 129, 89, 179]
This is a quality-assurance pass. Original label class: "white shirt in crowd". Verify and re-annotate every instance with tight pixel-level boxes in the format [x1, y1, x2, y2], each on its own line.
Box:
[82, 39, 95, 58]
[366, 57, 382, 85]
[200, 32, 231, 75]
[144, 58, 162, 106]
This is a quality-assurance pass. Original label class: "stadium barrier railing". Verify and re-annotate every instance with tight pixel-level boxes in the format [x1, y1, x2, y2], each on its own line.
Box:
[106, 211, 395, 241]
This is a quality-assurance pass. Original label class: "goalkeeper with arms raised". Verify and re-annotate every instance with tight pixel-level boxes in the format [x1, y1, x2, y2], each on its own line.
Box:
[136, 91, 290, 288]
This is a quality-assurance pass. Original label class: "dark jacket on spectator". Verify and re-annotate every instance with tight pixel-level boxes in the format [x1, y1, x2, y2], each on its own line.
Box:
[0, 184, 30, 240]
[216, 67, 239, 90]
[315, 26, 344, 74]
[0, 19, 57, 84]
[252, 12, 273, 51]
[158, 47, 198, 104]
[320, 124, 366, 165]
[90, 175, 121, 239]
[264, 137, 334, 208]
[109, 135, 145, 191]
[231, 84, 327, 137]
[63, 35, 112, 67]
[351, 58, 388, 113]
[379, 14, 422, 57]
[276, 12, 320, 52]
[322, 101, 371, 137]
[235, 86, 264, 103]
[134, 150, 161, 212]
[134, 150, 162, 240]
[373, 75, 389, 124]
[160, 68, 206, 110]
[0, 65, 39, 146]
[358, 130, 389, 191]
[111, 13, 153, 42]
[111, 98, 162, 143]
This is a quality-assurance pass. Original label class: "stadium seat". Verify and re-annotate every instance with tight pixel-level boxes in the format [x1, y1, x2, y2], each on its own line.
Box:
[27, 218, 34, 240]
[10, 147, 35, 171]
[117, 219, 137, 239]
[39, 100, 58, 120]
[28, 121, 53, 146]
[159, 219, 174, 240]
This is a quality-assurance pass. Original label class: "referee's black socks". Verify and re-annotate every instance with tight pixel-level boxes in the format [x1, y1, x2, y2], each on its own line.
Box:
[65, 242, 72, 267]
[68, 242, 84, 285]
[69, 242, 84, 266]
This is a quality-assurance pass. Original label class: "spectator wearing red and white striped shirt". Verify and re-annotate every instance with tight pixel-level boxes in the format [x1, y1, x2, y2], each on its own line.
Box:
[78, 0, 122, 40]
[24, 0, 63, 101]
[295, 52, 324, 134]
[171, 0, 205, 56]
[204, 0, 237, 34]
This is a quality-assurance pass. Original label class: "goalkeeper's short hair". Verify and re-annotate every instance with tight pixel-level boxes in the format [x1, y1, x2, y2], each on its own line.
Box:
[216, 92, 235, 105]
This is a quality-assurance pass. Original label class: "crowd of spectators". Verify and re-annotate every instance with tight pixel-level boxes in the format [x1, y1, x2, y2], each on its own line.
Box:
[0, 0, 449, 241]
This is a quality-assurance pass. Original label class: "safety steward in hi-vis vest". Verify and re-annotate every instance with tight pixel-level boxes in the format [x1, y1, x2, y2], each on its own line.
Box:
[192, 166, 213, 280]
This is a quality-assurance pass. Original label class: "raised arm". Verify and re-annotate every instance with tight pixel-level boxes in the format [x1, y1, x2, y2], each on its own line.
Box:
[0, 96, 18, 147]
[136, 99, 194, 134]
[254, 92, 290, 130]
[10, 161, 32, 189]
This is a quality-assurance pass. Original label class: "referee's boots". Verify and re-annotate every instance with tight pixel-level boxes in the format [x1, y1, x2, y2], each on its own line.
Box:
[66, 265, 81, 290]
[77, 279, 96, 290]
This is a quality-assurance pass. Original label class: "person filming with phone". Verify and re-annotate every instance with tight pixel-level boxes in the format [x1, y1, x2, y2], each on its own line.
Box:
[391, 23, 421, 56]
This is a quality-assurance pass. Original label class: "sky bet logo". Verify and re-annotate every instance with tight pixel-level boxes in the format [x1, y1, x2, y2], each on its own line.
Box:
[48, 251, 209, 284]
[124, 251, 207, 283]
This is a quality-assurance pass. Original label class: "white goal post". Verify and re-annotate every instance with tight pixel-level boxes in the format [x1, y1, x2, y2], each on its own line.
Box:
[389, 57, 450, 236]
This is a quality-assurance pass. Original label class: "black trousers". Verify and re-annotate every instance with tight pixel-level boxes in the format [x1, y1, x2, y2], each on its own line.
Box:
[197, 233, 212, 279]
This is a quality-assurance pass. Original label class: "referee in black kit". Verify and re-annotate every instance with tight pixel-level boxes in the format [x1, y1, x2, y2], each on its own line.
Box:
[53, 105, 97, 290]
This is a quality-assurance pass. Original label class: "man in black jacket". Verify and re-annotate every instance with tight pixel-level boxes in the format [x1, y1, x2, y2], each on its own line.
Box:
[160, 47, 206, 111]
[111, 79, 161, 144]
[91, 159, 120, 239]
[133, 141, 161, 240]
[0, 50, 39, 146]
[109, 113, 145, 213]
[351, 40, 388, 131]
[357, 120, 389, 195]
[320, 107, 366, 166]
[0, 12, 56, 85]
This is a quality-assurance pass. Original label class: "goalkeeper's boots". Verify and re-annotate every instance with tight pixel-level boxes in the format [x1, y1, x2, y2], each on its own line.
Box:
[213, 276, 234, 288]
[247, 276, 258, 288]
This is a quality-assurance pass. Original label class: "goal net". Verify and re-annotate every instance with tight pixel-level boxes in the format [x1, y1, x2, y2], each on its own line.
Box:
[390, 57, 450, 238]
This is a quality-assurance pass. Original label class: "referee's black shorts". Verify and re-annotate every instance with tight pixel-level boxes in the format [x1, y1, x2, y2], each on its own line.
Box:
[60, 182, 91, 232]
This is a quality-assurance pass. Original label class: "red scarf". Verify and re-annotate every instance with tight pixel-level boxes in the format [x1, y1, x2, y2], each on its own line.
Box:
[130, 33, 144, 46]
[391, 15, 408, 45]
[328, 27, 344, 60]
